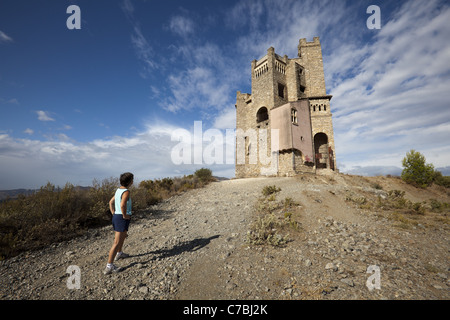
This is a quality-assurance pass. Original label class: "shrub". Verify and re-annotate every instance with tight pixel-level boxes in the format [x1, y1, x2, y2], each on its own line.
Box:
[429, 199, 450, 213]
[247, 190, 301, 247]
[0, 170, 214, 260]
[246, 213, 288, 246]
[433, 171, 450, 188]
[377, 189, 425, 215]
[194, 168, 213, 182]
[401, 150, 435, 188]
[262, 185, 281, 197]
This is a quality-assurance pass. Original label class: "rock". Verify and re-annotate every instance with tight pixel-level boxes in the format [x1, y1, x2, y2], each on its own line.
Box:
[139, 286, 149, 294]
[1, 176, 449, 301]
[325, 263, 337, 271]
[340, 278, 354, 287]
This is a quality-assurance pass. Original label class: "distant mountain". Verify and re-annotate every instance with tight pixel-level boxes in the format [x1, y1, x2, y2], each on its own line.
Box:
[0, 189, 37, 201]
[436, 166, 450, 176]
[213, 176, 230, 181]
[341, 166, 402, 177]
[0, 186, 91, 202]
[341, 165, 450, 177]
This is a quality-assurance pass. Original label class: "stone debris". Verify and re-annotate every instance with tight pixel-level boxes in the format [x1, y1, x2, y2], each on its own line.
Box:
[0, 175, 448, 300]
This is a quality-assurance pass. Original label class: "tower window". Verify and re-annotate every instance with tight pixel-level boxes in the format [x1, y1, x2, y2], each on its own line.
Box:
[256, 107, 269, 123]
[278, 83, 286, 99]
[291, 108, 298, 125]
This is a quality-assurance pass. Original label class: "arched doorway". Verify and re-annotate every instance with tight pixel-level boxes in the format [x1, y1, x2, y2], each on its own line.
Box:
[314, 133, 328, 169]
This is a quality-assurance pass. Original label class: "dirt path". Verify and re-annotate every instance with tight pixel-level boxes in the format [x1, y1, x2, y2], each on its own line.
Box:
[1, 173, 449, 300]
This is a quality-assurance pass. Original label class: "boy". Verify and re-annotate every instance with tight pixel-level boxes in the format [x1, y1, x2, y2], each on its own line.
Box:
[104, 172, 134, 274]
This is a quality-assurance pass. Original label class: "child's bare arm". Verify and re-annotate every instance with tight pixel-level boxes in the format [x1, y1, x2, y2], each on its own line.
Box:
[109, 196, 115, 215]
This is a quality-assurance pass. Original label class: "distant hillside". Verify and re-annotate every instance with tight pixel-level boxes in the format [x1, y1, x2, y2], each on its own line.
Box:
[341, 166, 450, 177]
[0, 189, 36, 201]
[0, 186, 91, 202]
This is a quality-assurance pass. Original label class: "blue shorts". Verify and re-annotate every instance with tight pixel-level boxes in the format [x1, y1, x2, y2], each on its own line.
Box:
[112, 214, 131, 232]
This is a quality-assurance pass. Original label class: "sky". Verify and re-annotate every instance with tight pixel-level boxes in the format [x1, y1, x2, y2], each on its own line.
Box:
[0, 0, 449, 189]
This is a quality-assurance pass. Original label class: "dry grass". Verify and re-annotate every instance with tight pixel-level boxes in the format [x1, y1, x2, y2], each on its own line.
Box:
[0, 169, 214, 260]
[246, 186, 302, 247]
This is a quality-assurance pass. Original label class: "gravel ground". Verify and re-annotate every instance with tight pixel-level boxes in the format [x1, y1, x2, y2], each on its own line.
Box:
[1, 173, 449, 300]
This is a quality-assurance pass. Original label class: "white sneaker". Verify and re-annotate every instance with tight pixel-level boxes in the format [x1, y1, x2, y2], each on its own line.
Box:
[114, 252, 130, 261]
[103, 264, 121, 275]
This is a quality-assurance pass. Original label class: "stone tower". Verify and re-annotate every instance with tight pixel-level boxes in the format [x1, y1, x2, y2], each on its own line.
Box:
[235, 37, 337, 178]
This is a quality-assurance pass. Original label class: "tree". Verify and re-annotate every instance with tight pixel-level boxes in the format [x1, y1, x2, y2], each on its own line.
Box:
[401, 150, 435, 188]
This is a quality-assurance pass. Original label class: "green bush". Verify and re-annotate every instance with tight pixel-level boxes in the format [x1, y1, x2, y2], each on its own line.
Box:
[401, 150, 435, 188]
[433, 171, 450, 188]
[194, 168, 213, 182]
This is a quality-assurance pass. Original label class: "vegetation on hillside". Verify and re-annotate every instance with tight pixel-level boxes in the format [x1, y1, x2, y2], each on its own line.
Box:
[0, 168, 214, 260]
[247, 186, 302, 247]
[401, 149, 450, 188]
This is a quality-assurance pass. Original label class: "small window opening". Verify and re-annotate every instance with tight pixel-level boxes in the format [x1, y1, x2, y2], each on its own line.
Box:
[291, 108, 298, 125]
[278, 83, 285, 99]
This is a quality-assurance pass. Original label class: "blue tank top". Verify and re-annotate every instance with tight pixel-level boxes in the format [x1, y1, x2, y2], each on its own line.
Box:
[114, 188, 132, 215]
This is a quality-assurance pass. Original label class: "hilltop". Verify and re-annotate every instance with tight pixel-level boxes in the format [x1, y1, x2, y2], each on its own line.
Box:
[0, 171, 448, 300]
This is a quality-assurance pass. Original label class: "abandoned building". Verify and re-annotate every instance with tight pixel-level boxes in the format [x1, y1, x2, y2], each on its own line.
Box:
[235, 37, 337, 178]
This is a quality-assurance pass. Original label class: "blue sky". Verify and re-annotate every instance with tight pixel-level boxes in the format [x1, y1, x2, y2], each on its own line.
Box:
[1, 0, 449, 189]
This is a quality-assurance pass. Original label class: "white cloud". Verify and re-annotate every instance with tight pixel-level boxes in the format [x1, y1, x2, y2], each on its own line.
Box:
[36, 110, 55, 121]
[24, 128, 34, 135]
[323, 0, 450, 174]
[0, 117, 238, 189]
[122, 0, 157, 77]
[213, 106, 236, 130]
[169, 15, 195, 38]
[7, 98, 19, 105]
[121, 0, 134, 19]
[165, 66, 231, 113]
[131, 24, 157, 76]
[0, 30, 13, 43]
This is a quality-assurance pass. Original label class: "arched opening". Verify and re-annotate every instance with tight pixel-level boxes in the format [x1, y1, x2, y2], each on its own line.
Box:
[256, 107, 269, 123]
[314, 133, 329, 169]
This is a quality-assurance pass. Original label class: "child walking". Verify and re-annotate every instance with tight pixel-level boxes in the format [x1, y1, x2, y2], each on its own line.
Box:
[104, 172, 134, 275]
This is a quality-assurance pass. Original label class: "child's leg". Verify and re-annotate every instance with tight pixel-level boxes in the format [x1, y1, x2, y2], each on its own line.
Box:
[117, 230, 127, 253]
[107, 231, 127, 264]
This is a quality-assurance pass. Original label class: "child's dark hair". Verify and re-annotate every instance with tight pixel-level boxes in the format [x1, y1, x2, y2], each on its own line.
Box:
[120, 172, 134, 187]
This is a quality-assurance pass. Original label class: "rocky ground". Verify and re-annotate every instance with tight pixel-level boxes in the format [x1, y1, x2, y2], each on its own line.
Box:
[0, 172, 449, 300]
